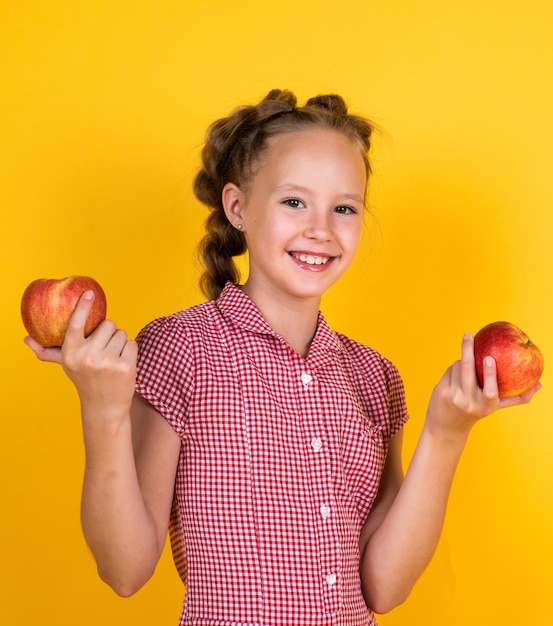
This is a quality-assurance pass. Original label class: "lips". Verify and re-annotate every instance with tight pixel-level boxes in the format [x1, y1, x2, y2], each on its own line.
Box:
[289, 251, 335, 271]
[291, 252, 331, 266]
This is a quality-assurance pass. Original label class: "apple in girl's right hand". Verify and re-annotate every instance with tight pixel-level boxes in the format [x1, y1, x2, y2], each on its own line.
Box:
[474, 321, 544, 398]
[21, 276, 107, 347]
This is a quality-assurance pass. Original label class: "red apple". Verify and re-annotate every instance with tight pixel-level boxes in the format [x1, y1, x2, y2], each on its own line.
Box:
[21, 275, 107, 347]
[474, 321, 544, 398]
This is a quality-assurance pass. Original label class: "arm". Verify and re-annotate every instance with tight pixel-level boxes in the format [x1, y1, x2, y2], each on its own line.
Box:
[80, 393, 180, 596]
[359, 333, 540, 614]
[25, 291, 181, 596]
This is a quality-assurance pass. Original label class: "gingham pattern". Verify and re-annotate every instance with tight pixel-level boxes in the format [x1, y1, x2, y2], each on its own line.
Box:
[136, 283, 408, 626]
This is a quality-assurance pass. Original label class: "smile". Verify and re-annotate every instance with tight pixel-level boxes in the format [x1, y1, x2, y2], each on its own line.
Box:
[290, 253, 331, 266]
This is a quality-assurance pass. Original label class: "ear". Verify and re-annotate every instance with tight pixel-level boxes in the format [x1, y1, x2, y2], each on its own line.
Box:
[222, 183, 246, 230]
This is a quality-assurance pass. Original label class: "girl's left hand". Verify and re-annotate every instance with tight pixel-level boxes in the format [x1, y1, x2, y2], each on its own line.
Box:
[426, 333, 541, 439]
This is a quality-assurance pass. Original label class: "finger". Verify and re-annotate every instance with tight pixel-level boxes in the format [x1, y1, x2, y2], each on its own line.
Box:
[63, 290, 96, 346]
[121, 338, 138, 360]
[106, 329, 130, 355]
[480, 355, 499, 400]
[447, 359, 461, 391]
[459, 333, 477, 390]
[23, 335, 63, 364]
[82, 318, 119, 349]
[499, 381, 542, 408]
[522, 381, 542, 401]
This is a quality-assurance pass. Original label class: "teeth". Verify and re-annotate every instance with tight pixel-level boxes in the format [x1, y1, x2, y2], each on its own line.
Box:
[294, 253, 330, 265]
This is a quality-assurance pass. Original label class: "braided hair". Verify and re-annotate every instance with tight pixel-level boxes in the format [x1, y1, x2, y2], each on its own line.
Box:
[194, 89, 375, 300]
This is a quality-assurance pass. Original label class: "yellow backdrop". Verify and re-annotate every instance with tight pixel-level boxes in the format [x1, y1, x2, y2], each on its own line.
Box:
[2, 1, 551, 624]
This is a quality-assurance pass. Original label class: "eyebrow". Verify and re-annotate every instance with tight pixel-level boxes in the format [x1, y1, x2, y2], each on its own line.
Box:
[275, 184, 364, 204]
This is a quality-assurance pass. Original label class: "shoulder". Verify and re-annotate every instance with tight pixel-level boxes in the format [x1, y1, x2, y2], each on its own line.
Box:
[134, 301, 220, 394]
[134, 303, 222, 435]
[333, 331, 401, 386]
[136, 300, 219, 350]
[333, 331, 409, 438]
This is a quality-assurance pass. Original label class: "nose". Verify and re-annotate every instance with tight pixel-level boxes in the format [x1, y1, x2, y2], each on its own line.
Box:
[303, 210, 332, 241]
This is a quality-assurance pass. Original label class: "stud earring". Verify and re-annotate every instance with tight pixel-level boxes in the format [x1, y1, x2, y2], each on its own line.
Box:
[236, 223, 243, 230]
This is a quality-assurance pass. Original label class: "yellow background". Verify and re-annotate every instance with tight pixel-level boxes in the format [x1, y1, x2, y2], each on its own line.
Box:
[2, 1, 552, 624]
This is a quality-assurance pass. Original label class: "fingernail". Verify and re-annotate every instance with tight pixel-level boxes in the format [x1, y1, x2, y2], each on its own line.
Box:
[485, 356, 494, 366]
[83, 290, 94, 300]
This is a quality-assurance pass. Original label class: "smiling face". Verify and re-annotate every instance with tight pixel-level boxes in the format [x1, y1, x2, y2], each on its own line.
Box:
[222, 128, 367, 308]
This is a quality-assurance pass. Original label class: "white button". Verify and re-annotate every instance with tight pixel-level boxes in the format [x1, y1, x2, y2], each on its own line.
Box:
[301, 372, 312, 386]
[311, 437, 322, 451]
[326, 573, 337, 587]
[320, 504, 330, 519]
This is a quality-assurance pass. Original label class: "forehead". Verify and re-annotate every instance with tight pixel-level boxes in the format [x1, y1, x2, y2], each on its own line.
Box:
[257, 129, 367, 186]
[265, 127, 362, 158]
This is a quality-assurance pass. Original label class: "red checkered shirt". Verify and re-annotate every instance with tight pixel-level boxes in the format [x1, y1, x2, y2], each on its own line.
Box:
[136, 282, 408, 626]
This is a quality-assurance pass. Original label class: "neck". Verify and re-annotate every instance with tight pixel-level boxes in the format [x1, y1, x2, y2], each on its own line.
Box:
[241, 282, 320, 358]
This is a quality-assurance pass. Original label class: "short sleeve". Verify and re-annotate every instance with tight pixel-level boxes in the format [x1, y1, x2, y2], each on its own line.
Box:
[135, 315, 195, 438]
[381, 356, 409, 441]
[333, 331, 409, 445]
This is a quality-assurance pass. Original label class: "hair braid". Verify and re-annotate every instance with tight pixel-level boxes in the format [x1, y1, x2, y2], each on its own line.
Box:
[194, 89, 376, 300]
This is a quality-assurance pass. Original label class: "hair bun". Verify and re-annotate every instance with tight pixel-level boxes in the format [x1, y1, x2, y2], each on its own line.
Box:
[305, 94, 348, 117]
[263, 89, 297, 108]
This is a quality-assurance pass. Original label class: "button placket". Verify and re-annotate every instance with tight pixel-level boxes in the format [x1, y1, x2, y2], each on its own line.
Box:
[297, 362, 340, 612]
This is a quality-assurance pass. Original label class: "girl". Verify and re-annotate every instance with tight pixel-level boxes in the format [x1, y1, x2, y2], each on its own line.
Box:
[25, 89, 540, 626]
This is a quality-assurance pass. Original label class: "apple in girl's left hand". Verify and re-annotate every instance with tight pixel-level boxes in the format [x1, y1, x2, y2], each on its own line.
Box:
[474, 321, 544, 398]
[21, 276, 107, 347]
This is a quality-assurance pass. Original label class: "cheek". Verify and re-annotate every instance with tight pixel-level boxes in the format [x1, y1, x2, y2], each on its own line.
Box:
[247, 214, 293, 249]
[262, 214, 298, 241]
[342, 221, 363, 252]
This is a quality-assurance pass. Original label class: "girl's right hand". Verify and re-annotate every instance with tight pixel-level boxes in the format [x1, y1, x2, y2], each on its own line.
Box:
[24, 290, 138, 422]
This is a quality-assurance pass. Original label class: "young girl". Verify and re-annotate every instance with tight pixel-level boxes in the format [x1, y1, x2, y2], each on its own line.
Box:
[25, 89, 540, 626]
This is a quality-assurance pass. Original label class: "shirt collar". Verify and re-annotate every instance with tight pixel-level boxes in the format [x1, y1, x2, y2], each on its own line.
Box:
[216, 282, 342, 357]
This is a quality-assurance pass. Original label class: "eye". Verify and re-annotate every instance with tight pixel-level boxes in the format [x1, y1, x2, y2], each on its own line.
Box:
[334, 205, 358, 215]
[282, 197, 305, 209]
